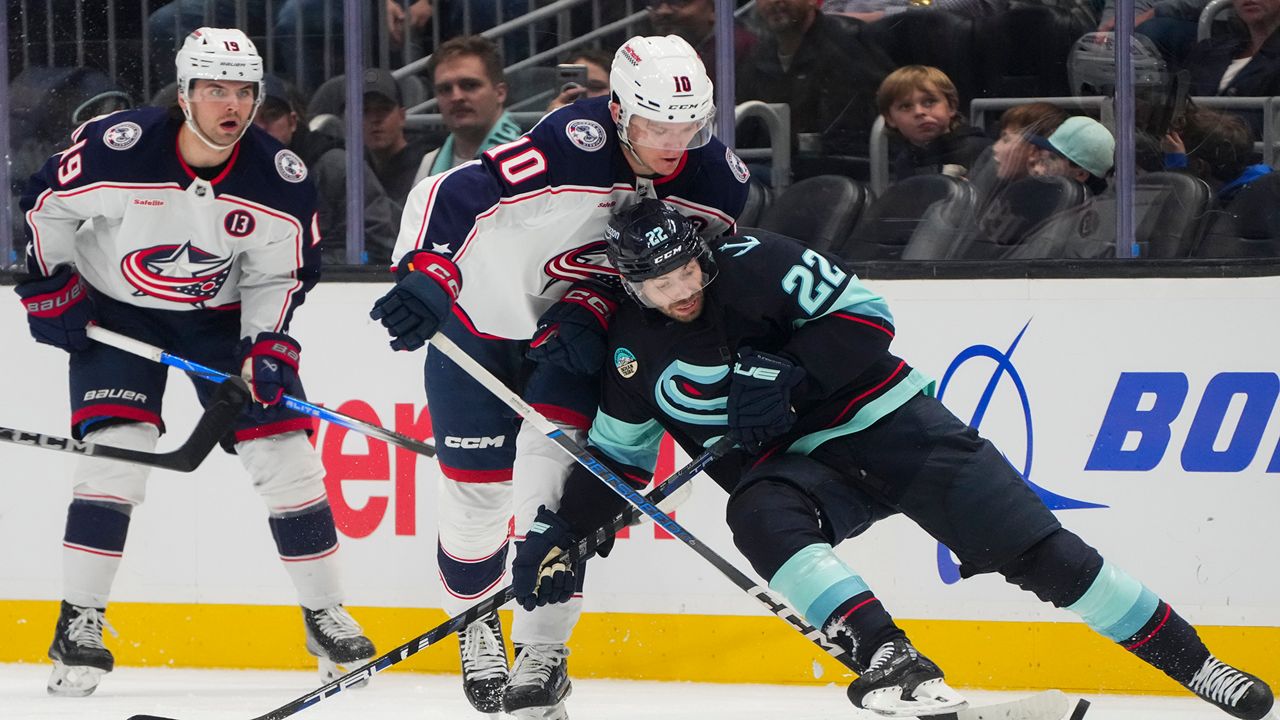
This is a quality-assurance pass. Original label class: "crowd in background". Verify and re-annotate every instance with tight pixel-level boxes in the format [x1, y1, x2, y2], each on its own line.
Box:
[7, 0, 1280, 264]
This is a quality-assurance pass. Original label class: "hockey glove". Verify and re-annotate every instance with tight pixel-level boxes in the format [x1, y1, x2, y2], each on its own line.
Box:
[512, 505, 584, 611]
[526, 281, 619, 375]
[727, 348, 807, 452]
[14, 264, 94, 352]
[238, 332, 302, 406]
[369, 250, 461, 351]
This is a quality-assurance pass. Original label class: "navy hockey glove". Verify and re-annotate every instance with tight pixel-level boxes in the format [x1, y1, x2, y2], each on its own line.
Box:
[238, 332, 302, 406]
[527, 282, 619, 375]
[512, 506, 584, 611]
[369, 250, 461, 351]
[14, 264, 93, 352]
[727, 348, 807, 452]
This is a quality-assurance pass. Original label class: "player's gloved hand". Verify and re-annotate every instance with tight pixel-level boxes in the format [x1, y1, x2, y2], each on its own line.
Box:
[14, 264, 94, 352]
[369, 250, 461, 351]
[512, 505, 584, 611]
[238, 332, 302, 406]
[727, 348, 806, 452]
[526, 281, 618, 375]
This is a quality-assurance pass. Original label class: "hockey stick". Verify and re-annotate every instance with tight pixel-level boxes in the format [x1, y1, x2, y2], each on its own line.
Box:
[0, 377, 249, 472]
[86, 325, 436, 457]
[125, 437, 731, 720]
[429, 335, 1084, 720]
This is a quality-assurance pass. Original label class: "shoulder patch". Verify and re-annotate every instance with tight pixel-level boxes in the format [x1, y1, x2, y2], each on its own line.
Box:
[726, 148, 750, 184]
[614, 347, 638, 379]
[565, 119, 607, 152]
[103, 121, 143, 151]
[275, 149, 308, 183]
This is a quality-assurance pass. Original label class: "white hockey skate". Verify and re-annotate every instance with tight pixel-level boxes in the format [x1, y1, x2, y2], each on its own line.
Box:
[302, 605, 376, 684]
[848, 638, 968, 717]
[47, 601, 117, 697]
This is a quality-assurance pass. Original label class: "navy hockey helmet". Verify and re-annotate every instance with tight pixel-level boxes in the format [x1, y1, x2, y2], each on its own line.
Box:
[605, 199, 716, 308]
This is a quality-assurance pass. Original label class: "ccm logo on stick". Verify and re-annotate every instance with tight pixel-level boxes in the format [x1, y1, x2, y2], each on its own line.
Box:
[443, 435, 506, 449]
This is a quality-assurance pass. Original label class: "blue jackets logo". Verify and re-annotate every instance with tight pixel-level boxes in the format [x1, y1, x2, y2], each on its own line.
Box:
[121, 241, 232, 305]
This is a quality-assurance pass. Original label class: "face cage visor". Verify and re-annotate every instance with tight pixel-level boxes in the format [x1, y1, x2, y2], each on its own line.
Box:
[622, 108, 716, 152]
[624, 254, 719, 310]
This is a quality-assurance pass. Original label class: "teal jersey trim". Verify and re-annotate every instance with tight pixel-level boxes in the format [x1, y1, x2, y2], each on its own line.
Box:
[768, 543, 870, 627]
[792, 275, 893, 329]
[1067, 561, 1160, 642]
[785, 368, 936, 455]
[588, 411, 666, 473]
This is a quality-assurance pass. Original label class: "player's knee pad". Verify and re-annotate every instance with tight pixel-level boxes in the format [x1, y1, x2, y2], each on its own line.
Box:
[512, 419, 582, 525]
[437, 477, 513, 552]
[998, 528, 1104, 608]
[732, 454, 890, 544]
[72, 422, 160, 507]
[726, 479, 829, 581]
[235, 431, 328, 514]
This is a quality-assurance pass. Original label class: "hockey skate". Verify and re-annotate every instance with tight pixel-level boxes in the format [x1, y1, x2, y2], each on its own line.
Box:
[1185, 655, 1277, 720]
[847, 638, 968, 717]
[458, 612, 509, 716]
[302, 605, 376, 684]
[502, 643, 572, 720]
[47, 600, 117, 697]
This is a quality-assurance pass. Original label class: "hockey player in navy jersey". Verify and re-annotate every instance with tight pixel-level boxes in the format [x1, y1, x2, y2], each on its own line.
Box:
[16, 28, 374, 697]
[510, 200, 1278, 720]
[370, 35, 748, 719]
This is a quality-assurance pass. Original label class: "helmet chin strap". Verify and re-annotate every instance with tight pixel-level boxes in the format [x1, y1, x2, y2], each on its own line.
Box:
[180, 99, 255, 153]
[622, 141, 665, 179]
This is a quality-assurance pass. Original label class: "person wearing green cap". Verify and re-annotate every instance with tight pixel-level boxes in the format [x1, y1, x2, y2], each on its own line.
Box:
[1028, 115, 1116, 195]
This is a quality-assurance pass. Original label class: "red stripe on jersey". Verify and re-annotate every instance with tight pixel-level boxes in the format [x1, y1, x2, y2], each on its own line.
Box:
[831, 312, 895, 338]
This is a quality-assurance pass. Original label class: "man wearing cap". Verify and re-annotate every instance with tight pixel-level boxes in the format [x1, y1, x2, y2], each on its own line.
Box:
[1029, 115, 1116, 195]
[255, 75, 399, 265]
[413, 35, 523, 182]
[360, 67, 432, 219]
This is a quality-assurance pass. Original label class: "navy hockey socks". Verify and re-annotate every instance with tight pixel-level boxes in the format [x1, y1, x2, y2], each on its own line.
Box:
[821, 591, 907, 671]
[1121, 600, 1209, 684]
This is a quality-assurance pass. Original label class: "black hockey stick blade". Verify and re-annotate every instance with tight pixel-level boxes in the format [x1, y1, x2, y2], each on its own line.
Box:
[1069, 698, 1091, 719]
[0, 377, 249, 472]
[123, 439, 728, 720]
[922, 689, 1075, 720]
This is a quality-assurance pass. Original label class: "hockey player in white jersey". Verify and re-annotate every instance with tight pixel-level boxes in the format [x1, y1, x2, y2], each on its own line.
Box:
[370, 36, 748, 719]
[16, 28, 374, 696]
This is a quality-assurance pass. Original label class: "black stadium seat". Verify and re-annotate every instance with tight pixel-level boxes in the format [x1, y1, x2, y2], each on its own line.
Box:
[1195, 173, 1280, 258]
[1136, 172, 1212, 258]
[737, 178, 774, 228]
[838, 175, 976, 261]
[757, 175, 868, 253]
[953, 175, 1087, 259]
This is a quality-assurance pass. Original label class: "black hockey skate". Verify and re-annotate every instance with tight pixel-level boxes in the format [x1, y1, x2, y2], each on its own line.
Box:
[302, 605, 376, 683]
[47, 600, 116, 697]
[502, 643, 572, 720]
[458, 612, 509, 715]
[847, 638, 967, 717]
[1185, 655, 1278, 720]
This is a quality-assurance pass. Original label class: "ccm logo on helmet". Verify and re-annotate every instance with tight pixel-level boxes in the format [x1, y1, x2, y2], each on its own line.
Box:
[443, 435, 506, 449]
[668, 104, 702, 110]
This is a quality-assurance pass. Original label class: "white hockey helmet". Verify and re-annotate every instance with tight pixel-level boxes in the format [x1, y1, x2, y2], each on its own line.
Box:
[610, 35, 716, 152]
[175, 27, 264, 149]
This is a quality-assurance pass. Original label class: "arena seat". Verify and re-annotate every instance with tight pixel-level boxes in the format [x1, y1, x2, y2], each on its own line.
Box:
[1194, 172, 1280, 258]
[1135, 172, 1213, 258]
[757, 175, 867, 253]
[953, 175, 1087, 259]
[737, 178, 774, 228]
[837, 174, 976, 261]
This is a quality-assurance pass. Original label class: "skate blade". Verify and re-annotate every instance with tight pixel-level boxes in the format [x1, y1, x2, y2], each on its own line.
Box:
[318, 656, 371, 688]
[507, 703, 569, 720]
[861, 678, 969, 717]
[47, 662, 107, 697]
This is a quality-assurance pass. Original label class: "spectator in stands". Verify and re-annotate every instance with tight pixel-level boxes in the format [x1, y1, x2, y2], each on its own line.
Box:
[414, 36, 523, 182]
[1184, 0, 1280, 135]
[824, 0, 1008, 23]
[1097, 0, 1206, 65]
[991, 102, 1070, 182]
[254, 75, 399, 265]
[877, 65, 992, 180]
[737, 0, 895, 160]
[546, 48, 613, 113]
[1029, 116, 1116, 195]
[1162, 103, 1275, 202]
[358, 68, 432, 220]
[646, 0, 757, 81]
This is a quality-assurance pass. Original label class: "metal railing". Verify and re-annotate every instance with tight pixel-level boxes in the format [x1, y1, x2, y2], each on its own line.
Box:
[733, 102, 793, 194]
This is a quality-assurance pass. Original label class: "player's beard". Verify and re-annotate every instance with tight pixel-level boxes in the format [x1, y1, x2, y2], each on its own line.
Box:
[660, 291, 704, 323]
